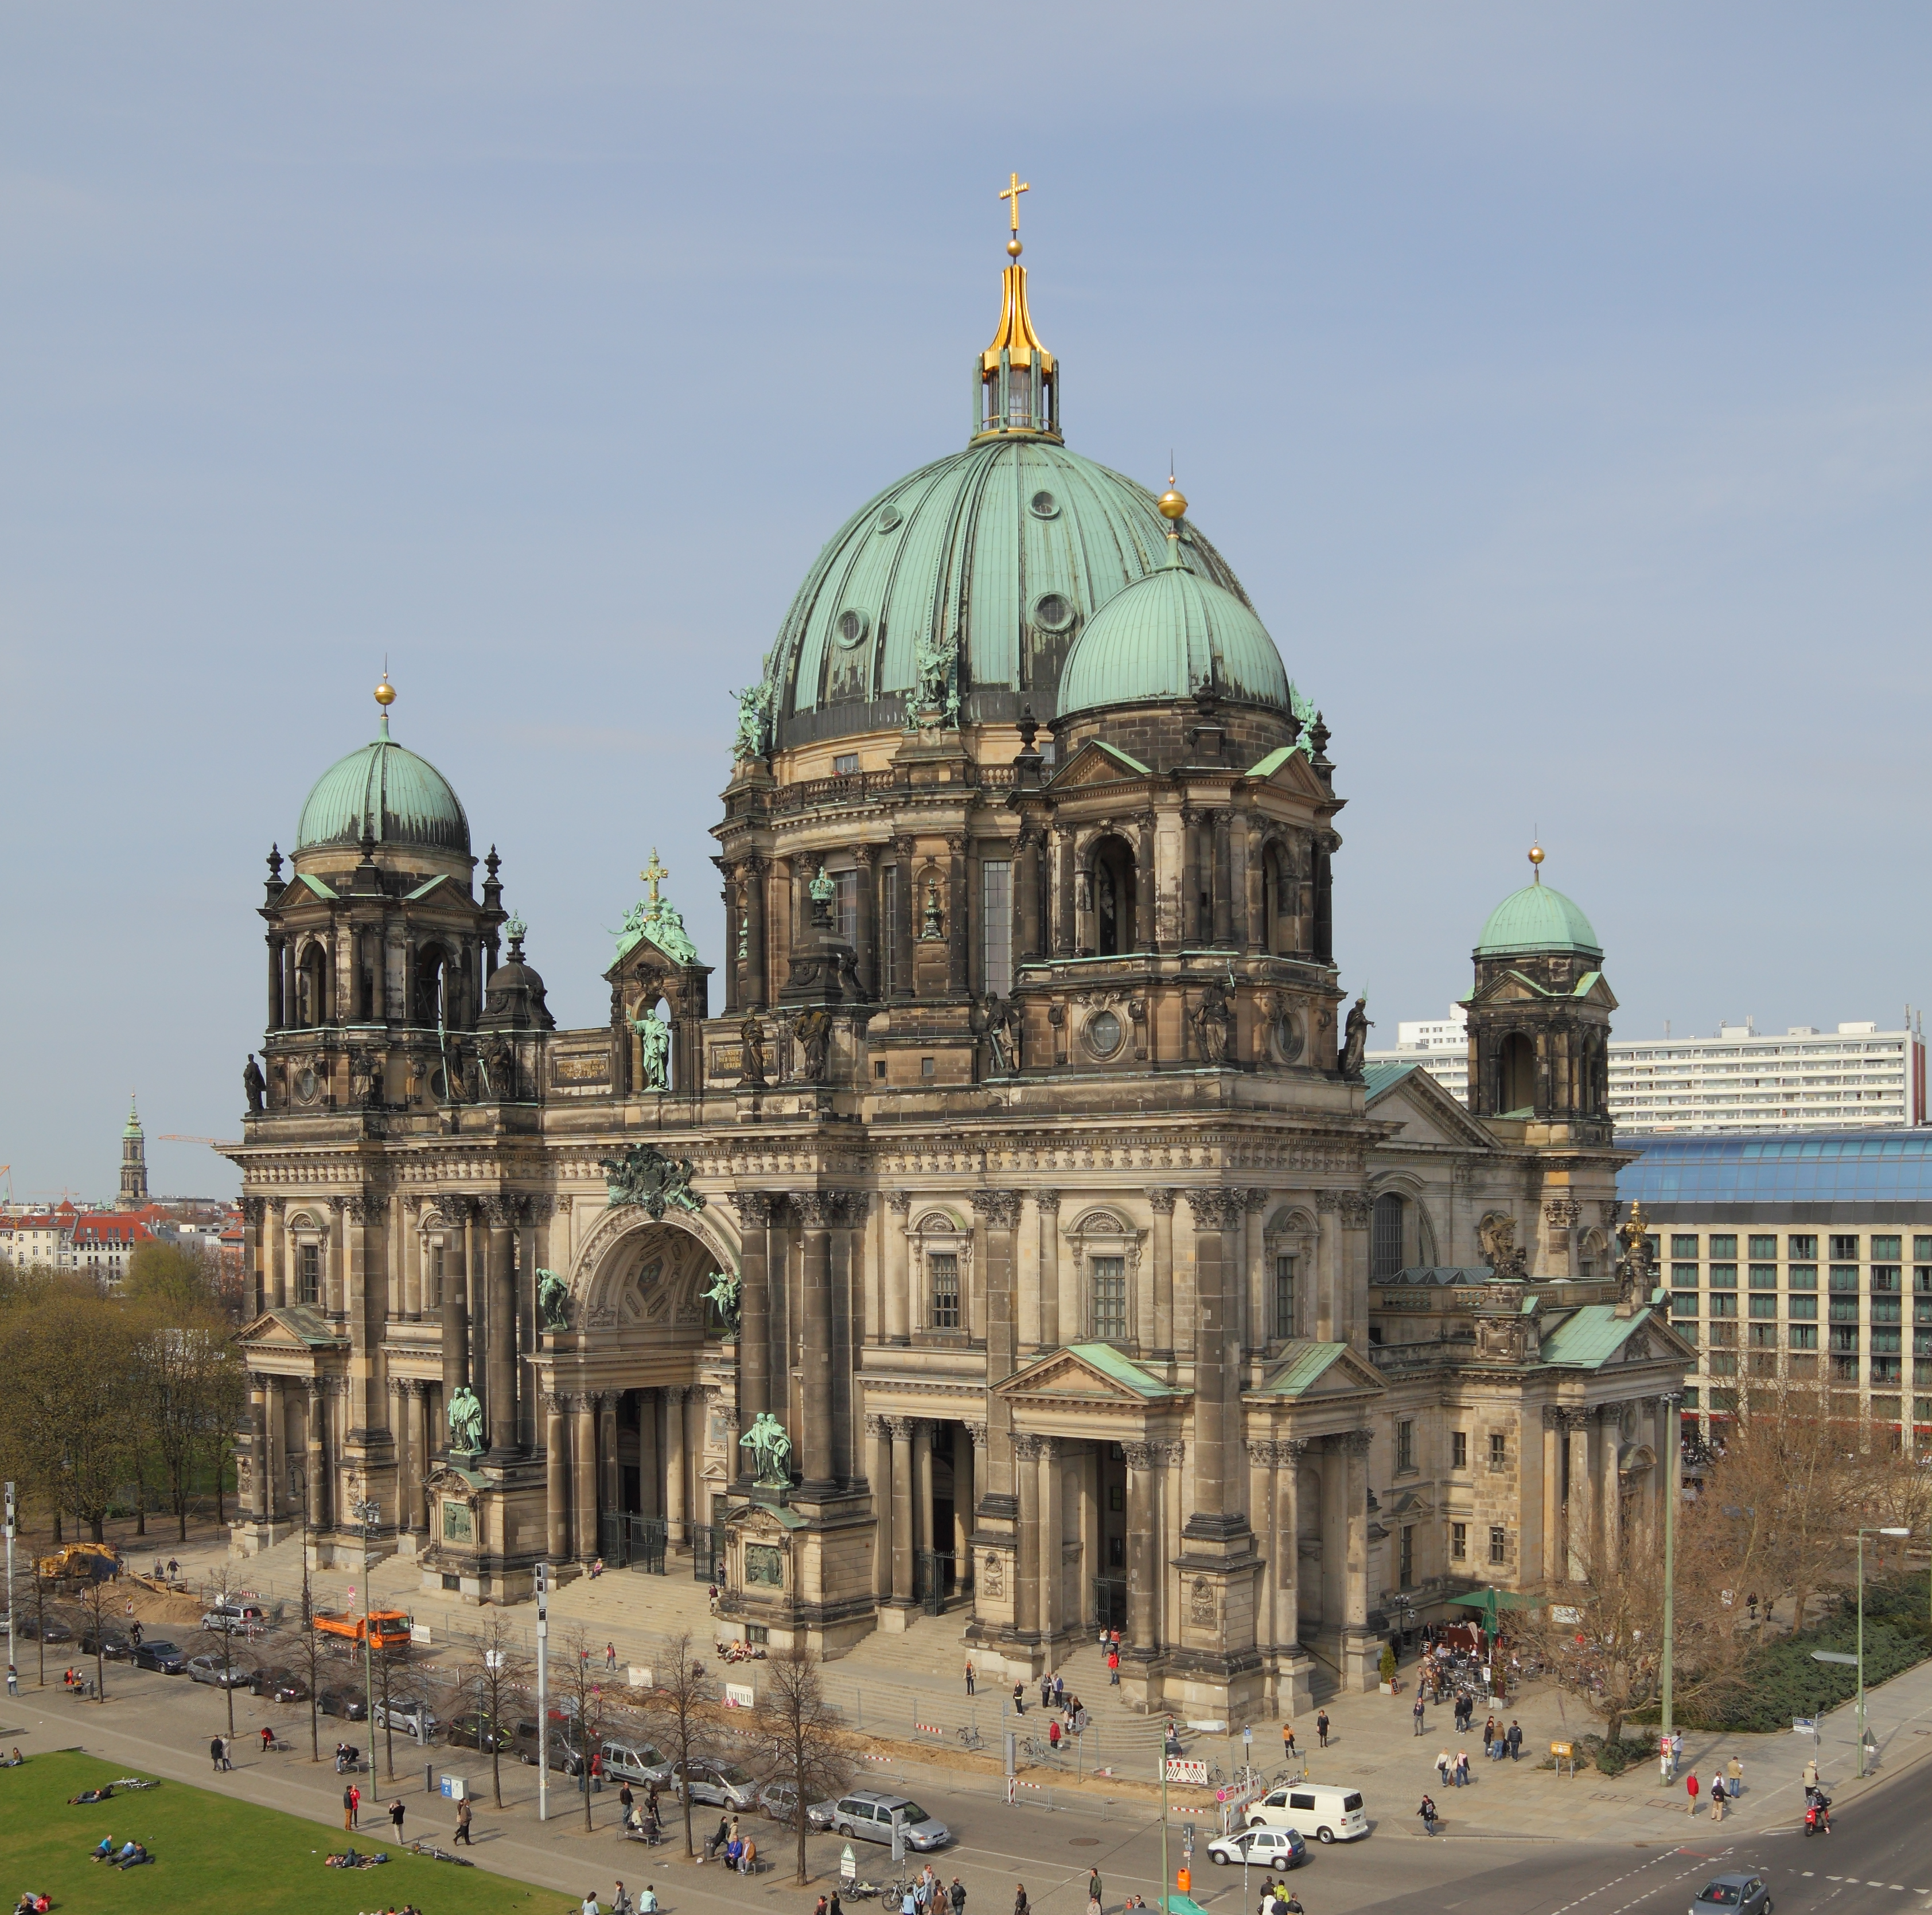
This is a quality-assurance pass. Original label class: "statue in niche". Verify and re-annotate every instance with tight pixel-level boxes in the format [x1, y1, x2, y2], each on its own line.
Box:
[1191, 979, 1232, 1066]
[243, 1053, 266, 1115]
[633, 1006, 671, 1091]
[1341, 997, 1373, 1077]
[445, 1385, 484, 1455]
[536, 1268, 570, 1330]
[739, 1014, 768, 1086]
[739, 1411, 792, 1486]
[701, 1268, 741, 1340]
[795, 1007, 832, 1083]
[984, 997, 1023, 1075]
[912, 628, 960, 726]
[1479, 1212, 1528, 1281]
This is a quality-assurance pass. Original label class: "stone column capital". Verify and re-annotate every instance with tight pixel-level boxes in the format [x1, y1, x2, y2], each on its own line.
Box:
[972, 1189, 1023, 1229]
[732, 1190, 776, 1228]
[1148, 1188, 1177, 1216]
[1279, 1437, 1310, 1460]
[1034, 1188, 1062, 1216]
[1122, 1441, 1155, 1470]
[242, 1196, 268, 1227]
[1244, 1188, 1271, 1213]
[1187, 1187, 1247, 1231]
[1011, 1431, 1047, 1462]
[1336, 1192, 1372, 1228]
[864, 1414, 891, 1439]
[792, 1191, 838, 1229]
[480, 1194, 520, 1229]
[886, 1416, 915, 1441]
[887, 1191, 915, 1216]
[964, 1421, 987, 1449]
[664, 1383, 688, 1406]
[1337, 1428, 1373, 1458]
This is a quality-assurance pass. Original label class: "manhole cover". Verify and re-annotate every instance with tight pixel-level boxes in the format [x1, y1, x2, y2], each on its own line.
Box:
[1069, 1838, 1101, 1847]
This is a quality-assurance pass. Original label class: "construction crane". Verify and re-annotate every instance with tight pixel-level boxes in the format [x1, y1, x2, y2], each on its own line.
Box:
[0, 1165, 11, 1205]
[158, 1134, 242, 1150]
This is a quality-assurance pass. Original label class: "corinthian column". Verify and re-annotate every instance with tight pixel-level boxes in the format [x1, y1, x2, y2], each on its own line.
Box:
[1185, 1187, 1249, 1541]
[793, 1192, 838, 1496]
[973, 1190, 1023, 1521]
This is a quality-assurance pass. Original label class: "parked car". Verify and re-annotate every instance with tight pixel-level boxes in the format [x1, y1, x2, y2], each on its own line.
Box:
[79, 1624, 133, 1660]
[447, 1712, 513, 1754]
[251, 1666, 309, 1702]
[598, 1737, 671, 1788]
[187, 1652, 254, 1688]
[200, 1603, 269, 1634]
[1693, 1876, 1773, 1915]
[1247, 1782, 1368, 1845]
[512, 1718, 584, 1775]
[20, 1614, 74, 1644]
[668, 1759, 760, 1812]
[829, 1791, 951, 1852]
[318, 1684, 369, 1722]
[373, 1696, 438, 1738]
[758, 1778, 836, 1830]
[133, 1638, 188, 1674]
[1209, 1826, 1306, 1870]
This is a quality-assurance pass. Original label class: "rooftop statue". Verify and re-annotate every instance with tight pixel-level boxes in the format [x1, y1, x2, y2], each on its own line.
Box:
[536, 1267, 570, 1331]
[731, 672, 774, 761]
[633, 1007, 671, 1089]
[739, 1411, 792, 1488]
[446, 1384, 484, 1455]
[700, 1268, 741, 1340]
[613, 850, 702, 968]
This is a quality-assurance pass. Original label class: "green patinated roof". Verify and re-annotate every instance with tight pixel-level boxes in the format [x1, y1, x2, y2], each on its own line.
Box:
[1058, 554, 1291, 719]
[772, 438, 1251, 735]
[1361, 1060, 1420, 1099]
[1475, 880, 1602, 960]
[297, 729, 470, 857]
[1538, 1303, 1657, 1369]
[1061, 1342, 1182, 1398]
[1259, 1341, 1360, 1396]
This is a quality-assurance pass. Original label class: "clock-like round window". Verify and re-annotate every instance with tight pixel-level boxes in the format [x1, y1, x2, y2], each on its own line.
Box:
[875, 504, 903, 533]
[1032, 591, 1076, 634]
[1272, 1008, 1305, 1065]
[295, 1065, 319, 1104]
[834, 608, 870, 649]
[1083, 1009, 1124, 1060]
[1028, 489, 1060, 519]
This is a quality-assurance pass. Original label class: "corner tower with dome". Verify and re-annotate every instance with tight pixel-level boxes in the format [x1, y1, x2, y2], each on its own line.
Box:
[227, 192, 1688, 1718]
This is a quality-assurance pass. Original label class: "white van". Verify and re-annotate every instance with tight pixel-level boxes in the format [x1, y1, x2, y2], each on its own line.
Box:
[1247, 1782, 1369, 1843]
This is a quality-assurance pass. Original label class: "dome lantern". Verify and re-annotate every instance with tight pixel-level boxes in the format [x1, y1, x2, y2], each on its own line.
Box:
[975, 173, 1059, 442]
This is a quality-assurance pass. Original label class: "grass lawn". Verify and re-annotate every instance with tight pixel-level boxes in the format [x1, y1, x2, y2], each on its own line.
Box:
[1, 1750, 562, 1915]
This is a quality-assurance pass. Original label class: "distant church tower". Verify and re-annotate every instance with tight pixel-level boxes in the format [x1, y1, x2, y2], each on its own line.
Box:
[117, 1093, 149, 1211]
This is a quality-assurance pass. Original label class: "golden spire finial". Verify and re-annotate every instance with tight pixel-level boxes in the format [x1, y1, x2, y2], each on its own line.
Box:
[999, 172, 1030, 256]
[1158, 465, 1188, 521]
[375, 665, 396, 737]
[640, 847, 669, 904]
[1528, 835, 1545, 883]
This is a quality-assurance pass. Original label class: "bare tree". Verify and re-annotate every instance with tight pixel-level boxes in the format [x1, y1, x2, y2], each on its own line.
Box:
[367, 1636, 427, 1783]
[553, 1625, 614, 1831]
[742, 1645, 850, 1883]
[195, 1565, 251, 1743]
[646, 1629, 712, 1857]
[79, 1575, 115, 1702]
[457, 1612, 529, 1808]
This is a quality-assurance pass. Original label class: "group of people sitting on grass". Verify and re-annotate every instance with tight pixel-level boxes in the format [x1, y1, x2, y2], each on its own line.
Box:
[14, 1892, 52, 1913]
[88, 1836, 153, 1869]
[0, 1750, 24, 1768]
[67, 1786, 115, 1804]
[325, 1848, 390, 1869]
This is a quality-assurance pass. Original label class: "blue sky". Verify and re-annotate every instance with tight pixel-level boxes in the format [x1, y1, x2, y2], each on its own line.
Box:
[4, 5, 1929, 1199]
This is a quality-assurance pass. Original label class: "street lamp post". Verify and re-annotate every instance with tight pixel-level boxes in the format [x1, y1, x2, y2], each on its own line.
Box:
[1660, 1391, 1681, 1745]
[351, 1494, 381, 1753]
[1817, 1525, 1912, 1778]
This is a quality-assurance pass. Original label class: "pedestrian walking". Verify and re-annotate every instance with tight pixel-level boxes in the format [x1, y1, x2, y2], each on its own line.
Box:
[1412, 1694, 1425, 1737]
[1725, 1756, 1743, 1799]
[1417, 1793, 1439, 1835]
[389, 1799, 406, 1838]
[1672, 1730, 1684, 1776]
[129, 1620, 142, 1646]
[1315, 1708, 1330, 1749]
[1012, 1682, 1025, 1716]
[606, 1642, 617, 1671]
[1506, 1720, 1522, 1762]
[1281, 1722, 1296, 1762]
[949, 1876, 967, 1914]
[1456, 1749, 1471, 1788]
[350, 1782, 361, 1827]
[965, 1662, 976, 1696]
[1802, 1757, 1819, 1790]
[1434, 1749, 1451, 1785]
[1686, 1772, 1700, 1816]
[1041, 1673, 1054, 1711]
[1481, 1717, 1495, 1757]
[1014, 1886, 1029, 1915]
[7, 1664, 18, 1698]
[1708, 1770, 1724, 1821]
[211, 1735, 225, 1773]
[343, 1784, 356, 1830]
[167, 1557, 179, 1579]
[1055, 1673, 1066, 1707]
[1088, 1868, 1103, 1912]
[1107, 1647, 1120, 1685]
[455, 1797, 474, 1844]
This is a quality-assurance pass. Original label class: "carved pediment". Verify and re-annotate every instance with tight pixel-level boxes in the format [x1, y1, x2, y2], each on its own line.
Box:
[1256, 1339, 1386, 1400]
[237, 1306, 344, 1352]
[999, 1343, 1181, 1404]
[1044, 739, 1154, 792]
[1364, 1065, 1499, 1153]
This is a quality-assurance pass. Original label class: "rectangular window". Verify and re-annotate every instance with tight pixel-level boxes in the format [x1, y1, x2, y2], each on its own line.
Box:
[1396, 1420, 1415, 1472]
[831, 871, 858, 946]
[1748, 1323, 1779, 1349]
[980, 860, 1012, 998]
[1832, 1353, 1860, 1382]
[1830, 1235, 1860, 1260]
[1450, 1521, 1467, 1560]
[1487, 1526, 1507, 1567]
[1707, 1293, 1738, 1318]
[1671, 1234, 1700, 1258]
[1677, 1322, 1699, 1347]
[1788, 1294, 1818, 1321]
[1709, 1264, 1738, 1289]
[1830, 1266, 1859, 1293]
[1748, 1264, 1777, 1289]
[832, 752, 859, 776]
[1917, 1267, 1932, 1295]
[1872, 1266, 1901, 1294]
[1789, 1324, 1818, 1350]
[1671, 1263, 1700, 1288]
[1399, 1525, 1415, 1589]
[1872, 1235, 1902, 1260]
[1871, 1356, 1903, 1384]
[1829, 1295, 1860, 1323]
[928, 1252, 961, 1330]
[1488, 1431, 1507, 1471]
[1092, 1256, 1127, 1342]
[1789, 1234, 1818, 1259]
[1452, 1430, 1469, 1469]
[1681, 1385, 1700, 1409]
[1273, 1255, 1296, 1340]
[879, 867, 901, 997]
[1708, 1320, 1738, 1346]
[1872, 1295, 1903, 1324]
[1672, 1290, 1700, 1317]
[1748, 1294, 1778, 1320]
[1708, 1350, 1739, 1376]
[1829, 1325, 1860, 1353]
[1916, 1237, 1932, 1262]
[299, 1242, 320, 1305]
[1788, 1264, 1818, 1290]
[1748, 1235, 1778, 1259]
[1708, 1234, 1738, 1259]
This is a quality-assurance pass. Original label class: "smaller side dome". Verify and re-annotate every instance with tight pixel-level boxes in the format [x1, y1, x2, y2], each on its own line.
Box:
[1057, 560, 1290, 719]
[297, 737, 470, 856]
[1476, 882, 1602, 960]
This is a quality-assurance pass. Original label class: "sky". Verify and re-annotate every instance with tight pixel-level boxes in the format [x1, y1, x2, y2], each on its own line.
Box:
[4, 4, 1930, 1201]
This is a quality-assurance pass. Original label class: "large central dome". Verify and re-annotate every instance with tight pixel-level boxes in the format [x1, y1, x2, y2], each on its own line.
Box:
[760, 242, 1254, 752]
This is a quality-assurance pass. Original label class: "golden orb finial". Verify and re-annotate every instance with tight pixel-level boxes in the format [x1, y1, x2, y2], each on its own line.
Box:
[375, 675, 396, 709]
[1007, 235, 1022, 258]
[1157, 471, 1188, 521]
[1528, 839, 1545, 882]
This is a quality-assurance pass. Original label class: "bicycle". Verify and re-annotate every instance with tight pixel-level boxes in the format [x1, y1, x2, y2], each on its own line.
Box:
[408, 1842, 476, 1869]
[956, 1725, 984, 1751]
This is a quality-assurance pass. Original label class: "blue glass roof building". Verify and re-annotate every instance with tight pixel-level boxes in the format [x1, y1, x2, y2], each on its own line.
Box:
[1618, 1129, 1932, 1222]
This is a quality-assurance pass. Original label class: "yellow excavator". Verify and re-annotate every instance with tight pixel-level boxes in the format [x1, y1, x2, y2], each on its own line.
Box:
[36, 1542, 122, 1586]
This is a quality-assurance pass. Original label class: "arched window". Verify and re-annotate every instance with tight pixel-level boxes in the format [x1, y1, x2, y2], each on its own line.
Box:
[295, 944, 329, 1028]
[414, 946, 448, 1028]
[1371, 1193, 1405, 1282]
[1498, 1033, 1536, 1114]
[1089, 835, 1138, 957]
[1261, 842, 1294, 955]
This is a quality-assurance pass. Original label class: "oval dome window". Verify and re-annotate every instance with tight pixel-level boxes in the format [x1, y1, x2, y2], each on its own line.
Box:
[1031, 591, 1075, 633]
[1029, 489, 1060, 519]
[834, 608, 871, 649]
[1082, 1010, 1124, 1061]
[875, 504, 903, 533]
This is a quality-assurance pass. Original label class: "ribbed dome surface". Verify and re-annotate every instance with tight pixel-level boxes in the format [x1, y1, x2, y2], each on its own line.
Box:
[297, 737, 471, 856]
[1057, 558, 1290, 717]
[771, 437, 1249, 744]
[1476, 882, 1602, 959]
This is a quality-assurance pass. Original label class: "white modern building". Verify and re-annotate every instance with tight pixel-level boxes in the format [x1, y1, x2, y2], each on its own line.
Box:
[1369, 1010, 1926, 1134]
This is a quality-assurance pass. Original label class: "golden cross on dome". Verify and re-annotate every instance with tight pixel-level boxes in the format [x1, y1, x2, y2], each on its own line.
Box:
[999, 172, 1030, 233]
[640, 848, 669, 904]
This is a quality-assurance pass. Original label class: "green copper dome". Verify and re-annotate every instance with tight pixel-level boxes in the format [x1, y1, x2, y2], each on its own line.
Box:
[296, 729, 471, 857]
[1475, 881, 1602, 960]
[1057, 551, 1291, 718]
[768, 437, 1251, 745]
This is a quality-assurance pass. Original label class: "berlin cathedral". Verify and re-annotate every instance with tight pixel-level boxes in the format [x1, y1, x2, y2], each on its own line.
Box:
[231, 190, 1690, 1716]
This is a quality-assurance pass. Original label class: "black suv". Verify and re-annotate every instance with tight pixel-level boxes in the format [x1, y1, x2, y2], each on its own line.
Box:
[134, 1639, 187, 1673]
